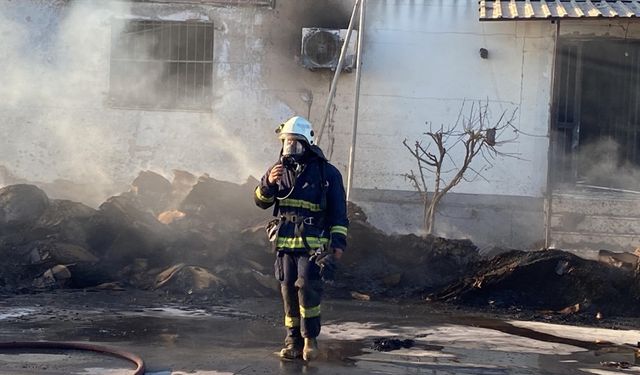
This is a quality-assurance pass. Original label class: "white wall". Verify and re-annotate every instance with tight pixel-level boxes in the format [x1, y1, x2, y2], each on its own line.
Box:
[0, 0, 357, 204]
[352, 1, 556, 198]
[0, 0, 557, 208]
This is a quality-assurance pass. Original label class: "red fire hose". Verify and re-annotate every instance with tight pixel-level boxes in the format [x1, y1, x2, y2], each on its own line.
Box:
[0, 341, 145, 375]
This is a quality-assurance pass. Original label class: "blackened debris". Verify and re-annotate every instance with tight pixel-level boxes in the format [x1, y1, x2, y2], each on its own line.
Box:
[372, 338, 415, 352]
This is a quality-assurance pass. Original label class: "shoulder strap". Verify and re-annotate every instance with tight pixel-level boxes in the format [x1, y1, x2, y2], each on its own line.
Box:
[319, 160, 327, 211]
[272, 198, 280, 217]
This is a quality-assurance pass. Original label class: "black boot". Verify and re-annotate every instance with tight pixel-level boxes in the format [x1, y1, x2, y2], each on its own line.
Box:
[302, 337, 319, 361]
[279, 335, 303, 359]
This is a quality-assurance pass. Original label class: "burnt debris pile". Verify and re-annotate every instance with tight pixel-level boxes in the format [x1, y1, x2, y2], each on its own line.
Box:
[2, 173, 640, 317]
[431, 249, 640, 317]
[333, 203, 481, 298]
[0, 172, 275, 297]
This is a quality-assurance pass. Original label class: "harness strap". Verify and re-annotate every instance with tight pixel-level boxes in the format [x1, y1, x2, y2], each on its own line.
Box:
[272, 160, 329, 253]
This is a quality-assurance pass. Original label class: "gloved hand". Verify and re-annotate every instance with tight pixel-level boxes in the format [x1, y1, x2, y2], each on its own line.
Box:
[315, 251, 337, 281]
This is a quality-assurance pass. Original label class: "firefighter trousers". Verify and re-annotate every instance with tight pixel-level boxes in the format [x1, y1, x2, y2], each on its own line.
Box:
[274, 251, 323, 343]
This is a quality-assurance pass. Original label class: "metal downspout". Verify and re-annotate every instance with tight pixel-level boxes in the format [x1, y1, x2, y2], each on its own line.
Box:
[316, 0, 361, 145]
[346, 0, 366, 202]
[545, 19, 561, 249]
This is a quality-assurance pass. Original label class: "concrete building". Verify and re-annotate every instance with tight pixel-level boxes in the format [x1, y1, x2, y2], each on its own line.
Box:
[2, 0, 640, 255]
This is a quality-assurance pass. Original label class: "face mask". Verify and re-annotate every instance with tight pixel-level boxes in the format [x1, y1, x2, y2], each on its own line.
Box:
[281, 137, 306, 173]
[282, 137, 305, 157]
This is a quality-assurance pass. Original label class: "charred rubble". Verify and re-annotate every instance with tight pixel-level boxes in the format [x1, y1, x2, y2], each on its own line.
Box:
[1, 171, 640, 317]
[430, 249, 640, 317]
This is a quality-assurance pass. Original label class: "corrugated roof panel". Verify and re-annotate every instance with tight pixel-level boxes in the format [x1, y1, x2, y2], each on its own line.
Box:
[508, 0, 519, 18]
[524, 0, 536, 18]
[566, 0, 586, 17]
[594, 1, 616, 17]
[479, 0, 640, 20]
[580, 0, 603, 17]
[548, 0, 569, 18]
[538, 0, 553, 18]
[495, 0, 503, 18]
[613, 1, 635, 17]
[625, 0, 640, 15]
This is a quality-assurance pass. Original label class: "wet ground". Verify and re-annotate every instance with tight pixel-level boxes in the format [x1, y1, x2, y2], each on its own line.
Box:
[0, 290, 639, 374]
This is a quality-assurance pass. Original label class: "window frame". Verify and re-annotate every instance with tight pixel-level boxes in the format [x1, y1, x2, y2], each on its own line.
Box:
[130, 0, 275, 7]
[108, 19, 215, 112]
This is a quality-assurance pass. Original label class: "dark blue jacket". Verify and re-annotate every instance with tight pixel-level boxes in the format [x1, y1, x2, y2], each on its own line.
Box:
[254, 148, 348, 252]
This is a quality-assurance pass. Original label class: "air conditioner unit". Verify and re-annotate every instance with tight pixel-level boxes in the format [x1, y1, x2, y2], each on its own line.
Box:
[301, 28, 357, 72]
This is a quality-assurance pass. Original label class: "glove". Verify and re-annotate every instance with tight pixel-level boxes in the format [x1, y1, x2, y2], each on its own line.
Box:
[315, 252, 337, 281]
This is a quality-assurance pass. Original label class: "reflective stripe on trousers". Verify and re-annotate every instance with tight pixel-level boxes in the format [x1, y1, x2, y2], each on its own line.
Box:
[275, 252, 323, 339]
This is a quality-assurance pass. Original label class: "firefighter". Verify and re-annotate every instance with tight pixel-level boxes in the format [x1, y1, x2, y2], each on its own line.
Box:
[254, 116, 349, 361]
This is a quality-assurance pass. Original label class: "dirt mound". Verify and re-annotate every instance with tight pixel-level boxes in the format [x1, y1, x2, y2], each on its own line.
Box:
[431, 249, 638, 316]
[336, 220, 480, 298]
[331, 202, 480, 298]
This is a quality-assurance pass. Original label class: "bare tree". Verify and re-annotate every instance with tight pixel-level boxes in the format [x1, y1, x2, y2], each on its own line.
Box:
[403, 101, 518, 235]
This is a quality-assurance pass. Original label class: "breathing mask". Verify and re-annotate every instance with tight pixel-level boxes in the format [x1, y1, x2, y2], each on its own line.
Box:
[281, 136, 306, 172]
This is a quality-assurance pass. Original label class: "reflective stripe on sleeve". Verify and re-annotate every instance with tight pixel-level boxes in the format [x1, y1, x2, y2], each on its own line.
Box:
[255, 186, 274, 203]
[330, 225, 348, 236]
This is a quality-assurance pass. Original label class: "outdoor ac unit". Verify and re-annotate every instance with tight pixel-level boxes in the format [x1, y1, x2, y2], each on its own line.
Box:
[301, 28, 357, 72]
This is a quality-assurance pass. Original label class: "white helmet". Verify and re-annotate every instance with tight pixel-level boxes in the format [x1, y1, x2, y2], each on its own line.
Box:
[276, 116, 315, 145]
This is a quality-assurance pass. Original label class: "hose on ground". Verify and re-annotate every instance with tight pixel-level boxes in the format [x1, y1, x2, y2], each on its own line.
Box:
[0, 341, 145, 375]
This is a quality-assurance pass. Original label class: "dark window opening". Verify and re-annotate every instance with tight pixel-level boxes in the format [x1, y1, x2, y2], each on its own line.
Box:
[109, 20, 214, 111]
[551, 39, 640, 190]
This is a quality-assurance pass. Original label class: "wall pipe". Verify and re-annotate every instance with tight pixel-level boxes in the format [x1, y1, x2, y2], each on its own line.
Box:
[346, 0, 366, 202]
[316, 0, 361, 145]
[545, 19, 561, 249]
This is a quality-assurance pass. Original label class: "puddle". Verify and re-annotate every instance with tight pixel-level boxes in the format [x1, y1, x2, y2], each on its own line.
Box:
[0, 353, 69, 363]
[0, 308, 35, 320]
[145, 371, 234, 375]
[2, 295, 640, 374]
[118, 305, 255, 320]
[81, 369, 136, 375]
[0, 349, 136, 375]
[124, 307, 211, 318]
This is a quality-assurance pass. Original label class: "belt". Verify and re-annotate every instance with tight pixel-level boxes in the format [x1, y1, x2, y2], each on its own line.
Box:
[280, 213, 317, 226]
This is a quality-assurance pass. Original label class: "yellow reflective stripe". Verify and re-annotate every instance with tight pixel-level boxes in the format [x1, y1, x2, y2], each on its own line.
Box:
[285, 315, 300, 328]
[330, 225, 348, 236]
[300, 305, 321, 318]
[280, 199, 321, 212]
[276, 236, 328, 249]
[255, 187, 274, 203]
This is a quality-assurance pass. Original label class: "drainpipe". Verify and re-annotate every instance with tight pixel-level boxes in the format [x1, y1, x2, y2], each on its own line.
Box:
[316, 0, 361, 145]
[545, 19, 561, 249]
[346, 0, 366, 202]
